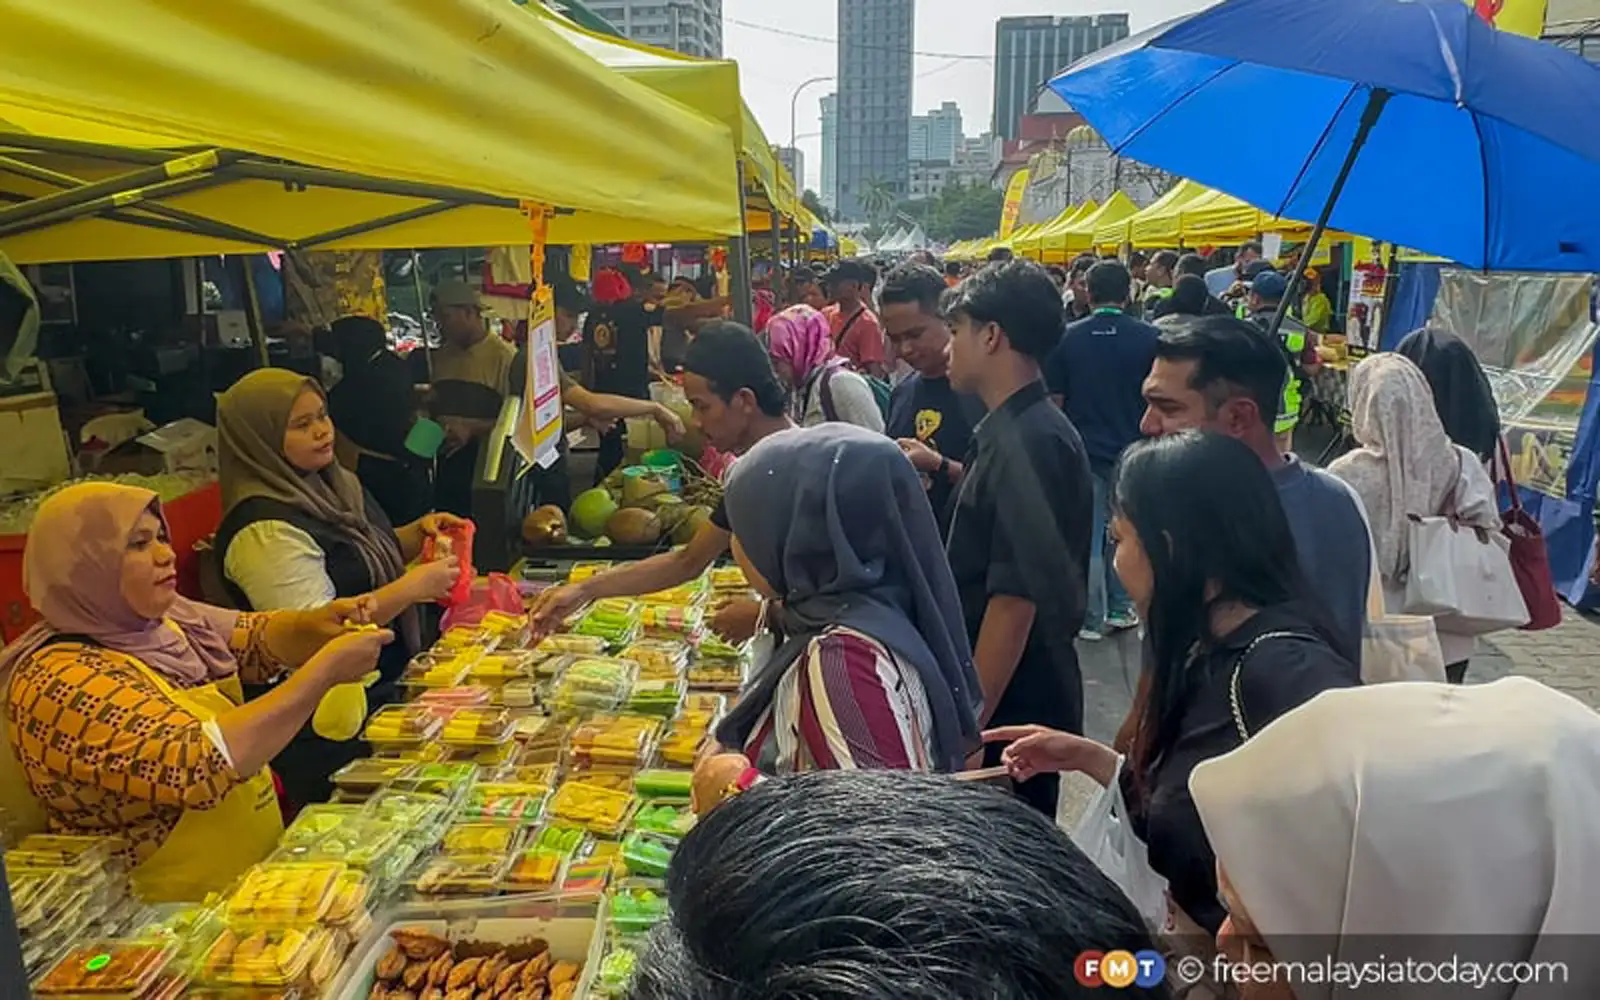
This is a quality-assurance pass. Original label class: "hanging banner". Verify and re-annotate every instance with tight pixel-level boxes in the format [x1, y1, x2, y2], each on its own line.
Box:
[512, 203, 563, 470]
[513, 293, 564, 470]
[999, 169, 1031, 239]
[1468, 0, 1547, 38]
[1345, 237, 1390, 352]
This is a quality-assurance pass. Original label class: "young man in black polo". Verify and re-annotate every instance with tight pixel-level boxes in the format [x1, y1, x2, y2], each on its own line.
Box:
[944, 259, 1093, 816]
[880, 262, 986, 536]
[1045, 260, 1159, 640]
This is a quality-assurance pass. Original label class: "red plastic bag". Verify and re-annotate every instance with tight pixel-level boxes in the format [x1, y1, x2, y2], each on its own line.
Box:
[421, 519, 476, 607]
[440, 573, 524, 632]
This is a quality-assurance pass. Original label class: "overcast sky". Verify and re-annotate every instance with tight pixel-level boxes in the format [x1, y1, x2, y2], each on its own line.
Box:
[724, 0, 1214, 194]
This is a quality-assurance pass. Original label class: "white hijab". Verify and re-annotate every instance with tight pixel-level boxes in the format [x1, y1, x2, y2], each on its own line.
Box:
[1329, 354, 1473, 582]
[1191, 678, 1600, 1000]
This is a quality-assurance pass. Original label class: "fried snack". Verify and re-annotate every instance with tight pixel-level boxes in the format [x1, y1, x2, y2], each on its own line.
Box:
[421, 989, 444, 1000]
[393, 928, 452, 961]
[429, 951, 455, 986]
[546, 961, 579, 990]
[375, 949, 409, 981]
[551, 984, 575, 1000]
[477, 952, 507, 991]
[447, 957, 483, 991]
[494, 960, 528, 995]
[521, 950, 552, 987]
[403, 960, 430, 990]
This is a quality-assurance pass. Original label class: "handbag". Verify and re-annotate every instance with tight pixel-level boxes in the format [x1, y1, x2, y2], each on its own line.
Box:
[1403, 449, 1529, 634]
[1067, 755, 1171, 931]
[1493, 438, 1563, 630]
[1357, 519, 1446, 684]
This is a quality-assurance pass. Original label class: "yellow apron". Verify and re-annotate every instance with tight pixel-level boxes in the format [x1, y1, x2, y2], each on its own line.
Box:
[0, 660, 283, 903]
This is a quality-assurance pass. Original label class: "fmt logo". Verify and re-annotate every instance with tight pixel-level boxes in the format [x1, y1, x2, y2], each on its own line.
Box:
[1073, 950, 1167, 989]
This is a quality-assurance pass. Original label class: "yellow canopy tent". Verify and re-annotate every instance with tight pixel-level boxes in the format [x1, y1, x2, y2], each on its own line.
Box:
[537, 9, 803, 224]
[1030, 201, 1097, 262]
[1177, 189, 1338, 246]
[1010, 222, 1051, 259]
[0, 0, 744, 264]
[1116, 179, 1209, 249]
[1045, 193, 1135, 262]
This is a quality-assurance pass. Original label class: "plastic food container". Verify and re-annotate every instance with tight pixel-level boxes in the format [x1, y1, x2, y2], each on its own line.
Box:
[573, 598, 641, 642]
[709, 566, 747, 591]
[624, 678, 683, 719]
[439, 707, 514, 748]
[388, 761, 479, 796]
[536, 634, 609, 657]
[478, 610, 530, 643]
[463, 783, 550, 824]
[223, 863, 344, 926]
[328, 759, 414, 798]
[11, 869, 68, 931]
[620, 831, 677, 880]
[399, 651, 475, 690]
[637, 604, 703, 639]
[7, 834, 120, 873]
[410, 855, 514, 895]
[434, 625, 500, 652]
[548, 781, 637, 837]
[279, 805, 363, 848]
[195, 926, 344, 989]
[552, 658, 638, 714]
[500, 848, 568, 893]
[632, 801, 695, 838]
[362, 791, 456, 842]
[468, 651, 539, 683]
[361, 706, 441, 748]
[568, 715, 662, 770]
[633, 769, 692, 801]
[685, 656, 747, 692]
[565, 561, 613, 584]
[415, 685, 493, 710]
[619, 639, 690, 680]
[35, 939, 174, 997]
[638, 575, 709, 607]
[498, 678, 540, 708]
[608, 881, 668, 936]
[494, 761, 557, 790]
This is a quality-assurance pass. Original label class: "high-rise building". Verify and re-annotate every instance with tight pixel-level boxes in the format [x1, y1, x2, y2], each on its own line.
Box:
[836, 0, 914, 221]
[588, 0, 723, 58]
[992, 15, 1128, 140]
[774, 146, 806, 190]
[909, 101, 963, 163]
[819, 93, 838, 212]
[952, 133, 999, 188]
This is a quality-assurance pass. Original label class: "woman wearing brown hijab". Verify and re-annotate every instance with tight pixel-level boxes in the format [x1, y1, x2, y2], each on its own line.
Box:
[215, 369, 460, 805]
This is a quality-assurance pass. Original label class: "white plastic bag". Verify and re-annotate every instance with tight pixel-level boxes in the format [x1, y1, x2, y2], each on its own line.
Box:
[1067, 756, 1170, 930]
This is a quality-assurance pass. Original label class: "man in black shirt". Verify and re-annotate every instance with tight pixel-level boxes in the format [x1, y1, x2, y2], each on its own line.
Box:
[1044, 260, 1158, 640]
[945, 259, 1093, 815]
[880, 263, 986, 535]
[586, 268, 665, 479]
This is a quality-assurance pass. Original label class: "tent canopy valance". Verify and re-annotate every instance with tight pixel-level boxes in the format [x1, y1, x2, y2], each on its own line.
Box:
[0, 0, 744, 264]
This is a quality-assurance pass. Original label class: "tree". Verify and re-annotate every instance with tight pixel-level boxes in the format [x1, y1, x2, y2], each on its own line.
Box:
[894, 181, 1003, 243]
[858, 177, 897, 227]
[801, 189, 831, 225]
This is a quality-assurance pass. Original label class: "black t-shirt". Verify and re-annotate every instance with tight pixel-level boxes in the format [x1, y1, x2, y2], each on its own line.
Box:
[886, 373, 985, 534]
[710, 494, 729, 532]
[585, 300, 657, 399]
[946, 381, 1092, 734]
[1044, 311, 1160, 471]
[1122, 605, 1358, 933]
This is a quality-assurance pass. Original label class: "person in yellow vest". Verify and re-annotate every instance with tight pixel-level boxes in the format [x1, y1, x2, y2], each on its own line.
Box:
[1299, 267, 1333, 334]
[1243, 270, 1320, 453]
[0, 483, 390, 903]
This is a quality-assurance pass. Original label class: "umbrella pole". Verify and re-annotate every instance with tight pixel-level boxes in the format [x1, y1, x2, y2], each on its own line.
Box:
[1268, 88, 1391, 340]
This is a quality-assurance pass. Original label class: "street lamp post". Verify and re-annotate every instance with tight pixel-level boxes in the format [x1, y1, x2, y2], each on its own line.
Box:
[789, 75, 834, 188]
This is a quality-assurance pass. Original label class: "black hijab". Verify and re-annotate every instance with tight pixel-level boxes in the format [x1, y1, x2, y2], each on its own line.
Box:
[1395, 328, 1501, 462]
[715, 425, 982, 772]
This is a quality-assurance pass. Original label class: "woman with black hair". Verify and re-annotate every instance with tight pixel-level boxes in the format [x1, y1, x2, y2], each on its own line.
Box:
[629, 770, 1171, 1000]
[1151, 273, 1227, 325]
[986, 431, 1358, 934]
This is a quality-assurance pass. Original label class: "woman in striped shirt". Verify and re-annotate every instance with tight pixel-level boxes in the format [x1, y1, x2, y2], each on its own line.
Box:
[694, 425, 982, 809]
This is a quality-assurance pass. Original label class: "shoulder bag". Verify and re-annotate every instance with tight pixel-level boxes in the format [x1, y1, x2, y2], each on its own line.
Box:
[1404, 447, 1529, 634]
[1228, 630, 1316, 740]
[1492, 437, 1563, 630]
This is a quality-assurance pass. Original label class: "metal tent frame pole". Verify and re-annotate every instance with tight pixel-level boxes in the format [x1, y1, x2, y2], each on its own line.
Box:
[729, 164, 753, 326]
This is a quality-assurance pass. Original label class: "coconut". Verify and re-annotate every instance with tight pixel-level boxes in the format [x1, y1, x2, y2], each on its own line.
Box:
[521, 505, 567, 548]
[570, 488, 618, 539]
[606, 507, 663, 546]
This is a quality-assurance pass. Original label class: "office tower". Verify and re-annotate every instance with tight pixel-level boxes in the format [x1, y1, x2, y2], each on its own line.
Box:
[588, 0, 723, 57]
[775, 146, 806, 189]
[820, 93, 838, 211]
[910, 101, 963, 163]
[836, 0, 914, 221]
[992, 15, 1129, 140]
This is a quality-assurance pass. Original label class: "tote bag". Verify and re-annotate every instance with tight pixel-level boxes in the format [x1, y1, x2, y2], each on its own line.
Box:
[1349, 485, 1447, 683]
[1403, 450, 1529, 634]
[1493, 438, 1563, 631]
[1067, 756, 1170, 931]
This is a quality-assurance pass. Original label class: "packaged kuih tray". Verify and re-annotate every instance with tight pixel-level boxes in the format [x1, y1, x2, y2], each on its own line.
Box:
[535, 633, 609, 657]
[34, 939, 175, 997]
[462, 782, 550, 824]
[439, 707, 515, 748]
[361, 705, 441, 749]
[551, 657, 638, 714]
[548, 780, 636, 837]
[195, 925, 346, 989]
[399, 651, 476, 690]
[440, 822, 526, 859]
[223, 863, 345, 926]
[468, 651, 539, 684]
[567, 715, 662, 771]
[410, 854, 514, 896]
[619, 638, 690, 680]
[636, 603, 703, 640]
[329, 758, 413, 797]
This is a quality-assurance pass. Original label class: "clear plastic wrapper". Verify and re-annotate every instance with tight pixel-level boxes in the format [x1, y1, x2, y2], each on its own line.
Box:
[535, 634, 608, 657]
[11, 869, 69, 931]
[638, 574, 709, 606]
[35, 939, 174, 997]
[624, 678, 683, 719]
[568, 715, 662, 770]
[498, 678, 540, 708]
[499, 847, 568, 893]
[565, 561, 613, 584]
[361, 705, 441, 748]
[478, 610, 530, 644]
[709, 566, 747, 591]
[439, 707, 514, 748]
[631, 801, 695, 838]
[493, 761, 558, 792]
[619, 638, 690, 680]
[8, 833, 120, 873]
[278, 805, 363, 848]
[433, 625, 500, 653]
[620, 831, 677, 879]
[633, 769, 692, 801]
[328, 759, 412, 798]
[223, 863, 343, 926]
[572, 598, 642, 646]
[362, 790, 456, 844]
[607, 880, 668, 936]
[415, 685, 493, 710]
[385, 761, 480, 799]
[410, 854, 512, 896]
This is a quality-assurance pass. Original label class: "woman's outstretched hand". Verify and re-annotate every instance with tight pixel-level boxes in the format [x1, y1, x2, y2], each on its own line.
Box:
[982, 725, 1121, 787]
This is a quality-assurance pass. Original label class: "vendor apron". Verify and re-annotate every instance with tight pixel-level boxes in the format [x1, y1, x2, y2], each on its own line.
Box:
[0, 662, 282, 903]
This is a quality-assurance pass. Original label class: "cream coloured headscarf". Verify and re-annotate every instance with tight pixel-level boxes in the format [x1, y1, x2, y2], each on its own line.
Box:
[1191, 678, 1600, 1000]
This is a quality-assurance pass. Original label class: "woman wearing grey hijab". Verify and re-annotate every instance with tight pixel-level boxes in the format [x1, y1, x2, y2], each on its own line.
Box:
[699, 424, 982, 804]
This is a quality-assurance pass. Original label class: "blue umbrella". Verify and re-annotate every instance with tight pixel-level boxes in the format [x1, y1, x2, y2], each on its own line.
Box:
[1047, 0, 1600, 278]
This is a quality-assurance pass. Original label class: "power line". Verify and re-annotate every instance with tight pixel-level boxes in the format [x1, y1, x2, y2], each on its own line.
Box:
[726, 17, 992, 60]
